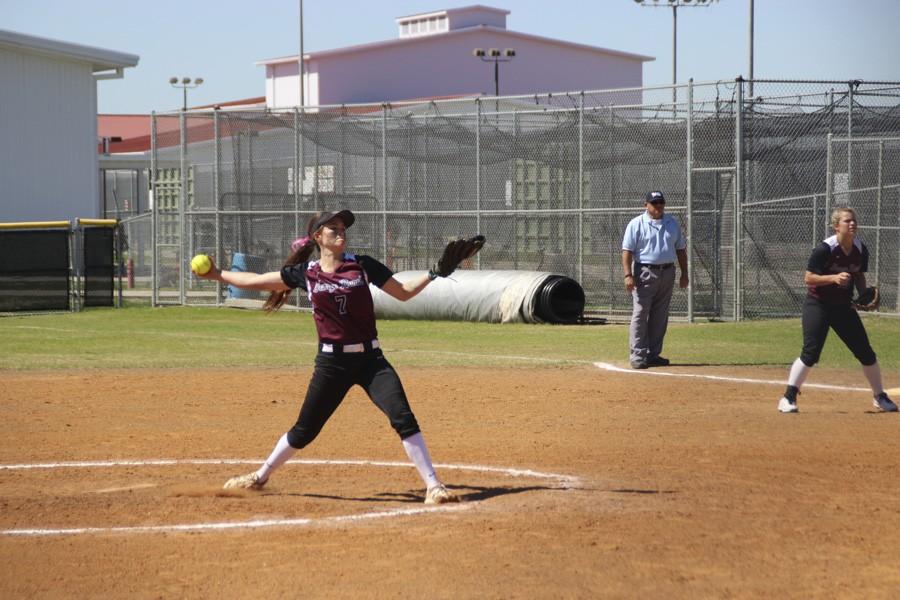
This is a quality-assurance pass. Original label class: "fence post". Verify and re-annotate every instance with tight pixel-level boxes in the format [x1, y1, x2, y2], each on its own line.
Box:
[825, 133, 833, 234]
[179, 110, 187, 306]
[577, 92, 584, 285]
[686, 79, 694, 322]
[513, 109, 519, 270]
[294, 107, 302, 308]
[734, 77, 744, 322]
[150, 111, 158, 307]
[812, 195, 818, 249]
[214, 109, 222, 307]
[847, 82, 854, 192]
[475, 97, 482, 269]
[875, 140, 883, 286]
[381, 104, 388, 261]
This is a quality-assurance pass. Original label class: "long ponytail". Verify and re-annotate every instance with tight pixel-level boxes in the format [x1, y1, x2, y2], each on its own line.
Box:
[263, 213, 324, 313]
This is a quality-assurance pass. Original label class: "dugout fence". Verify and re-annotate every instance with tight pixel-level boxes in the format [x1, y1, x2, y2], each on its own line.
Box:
[0, 220, 124, 314]
[143, 78, 900, 320]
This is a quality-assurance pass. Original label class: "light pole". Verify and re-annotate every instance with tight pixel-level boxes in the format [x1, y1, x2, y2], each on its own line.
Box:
[169, 76, 204, 111]
[298, 0, 304, 107]
[633, 0, 718, 110]
[473, 48, 516, 97]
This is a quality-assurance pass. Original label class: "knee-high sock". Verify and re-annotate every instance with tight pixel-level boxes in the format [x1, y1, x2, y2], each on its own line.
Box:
[862, 362, 884, 396]
[255, 433, 297, 482]
[788, 357, 812, 389]
[402, 432, 441, 490]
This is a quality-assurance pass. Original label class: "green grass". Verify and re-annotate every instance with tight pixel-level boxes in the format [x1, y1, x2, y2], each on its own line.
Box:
[1, 306, 899, 370]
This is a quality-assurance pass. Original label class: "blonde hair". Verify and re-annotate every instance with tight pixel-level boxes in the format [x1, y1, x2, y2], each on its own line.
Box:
[830, 207, 857, 229]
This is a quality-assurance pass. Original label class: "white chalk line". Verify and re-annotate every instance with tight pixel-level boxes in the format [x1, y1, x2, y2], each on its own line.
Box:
[593, 362, 870, 392]
[4, 505, 474, 537]
[0, 458, 579, 537]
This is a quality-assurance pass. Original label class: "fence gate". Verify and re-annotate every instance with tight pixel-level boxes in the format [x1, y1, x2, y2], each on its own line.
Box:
[690, 167, 736, 320]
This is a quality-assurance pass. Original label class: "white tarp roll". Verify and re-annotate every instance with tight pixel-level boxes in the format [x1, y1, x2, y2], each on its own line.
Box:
[370, 270, 585, 324]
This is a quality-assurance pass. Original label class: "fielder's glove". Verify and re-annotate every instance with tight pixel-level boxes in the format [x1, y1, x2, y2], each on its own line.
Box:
[853, 286, 880, 311]
[428, 235, 486, 279]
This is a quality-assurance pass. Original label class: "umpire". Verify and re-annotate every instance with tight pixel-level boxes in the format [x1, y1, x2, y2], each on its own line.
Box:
[621, 191, 688, 369]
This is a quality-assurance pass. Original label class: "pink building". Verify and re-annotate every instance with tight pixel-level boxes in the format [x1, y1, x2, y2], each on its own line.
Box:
[257, 5, 653, 108]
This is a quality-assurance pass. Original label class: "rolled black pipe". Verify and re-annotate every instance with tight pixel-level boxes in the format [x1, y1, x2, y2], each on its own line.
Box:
[532, 275, 585, 324]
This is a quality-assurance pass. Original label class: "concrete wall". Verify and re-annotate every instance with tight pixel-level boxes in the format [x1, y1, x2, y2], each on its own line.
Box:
[0, 46, 98, 222]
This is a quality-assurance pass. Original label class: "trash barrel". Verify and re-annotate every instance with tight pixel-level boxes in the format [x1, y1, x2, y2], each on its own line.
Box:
[227, 253, 266, 300]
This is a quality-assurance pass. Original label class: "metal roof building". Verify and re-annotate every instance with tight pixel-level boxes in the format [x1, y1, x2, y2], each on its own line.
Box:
[0, 29, 138, 222]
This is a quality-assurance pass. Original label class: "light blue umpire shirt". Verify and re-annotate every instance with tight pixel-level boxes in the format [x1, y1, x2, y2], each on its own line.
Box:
[621, 212, 686, 265]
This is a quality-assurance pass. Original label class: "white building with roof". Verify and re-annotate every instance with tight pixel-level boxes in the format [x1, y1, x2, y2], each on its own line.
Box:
[0, 29, 138, 222]
[257, 5, 653, 108]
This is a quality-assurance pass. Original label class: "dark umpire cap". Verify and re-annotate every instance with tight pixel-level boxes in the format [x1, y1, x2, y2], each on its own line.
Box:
[645, 191, 665, 204]
[309, 210, 355, 234]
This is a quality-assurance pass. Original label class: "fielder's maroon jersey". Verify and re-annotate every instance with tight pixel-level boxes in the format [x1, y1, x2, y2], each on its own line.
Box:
[280, 254, 393, 344]
[806, 235, 869, 304]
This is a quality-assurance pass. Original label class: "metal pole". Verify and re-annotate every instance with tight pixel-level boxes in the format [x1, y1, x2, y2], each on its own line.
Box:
[494, 60, 499, 97]
[475, 98, 482, 268]
[577, 92, 584, 285]
[295, 107, 303, 308]
[686, 79, 694, 322]
[847, 82, 854, 193]
[299, 0, 305, 107]
[825, 133, 833, 233]
[734, 77, 744, 321]
[513, 110, 519, 270]
[875, 140, 883, 286]
[214, 110, 222, 307]
[748, 0, 754, 98]
[179, 110, 187, 305]
[672, 5, 678, 112]
[150, 111, 158, 307]
[381, 104, 388, 261]
[812, 195, 818, 248]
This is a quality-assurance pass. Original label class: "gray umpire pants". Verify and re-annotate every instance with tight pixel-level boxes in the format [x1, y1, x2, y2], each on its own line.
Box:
[629, 264, 676, 364]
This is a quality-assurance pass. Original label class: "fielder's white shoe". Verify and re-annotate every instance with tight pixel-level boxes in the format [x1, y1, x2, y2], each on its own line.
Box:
[778, 397, 799, 413]
[424, 484, 459, 505]
[873, 393, 898, 412]
[223, 472, 267, 490]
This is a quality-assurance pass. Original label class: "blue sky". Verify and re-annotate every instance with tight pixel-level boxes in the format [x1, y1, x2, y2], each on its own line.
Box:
[5, 0, 899, 114]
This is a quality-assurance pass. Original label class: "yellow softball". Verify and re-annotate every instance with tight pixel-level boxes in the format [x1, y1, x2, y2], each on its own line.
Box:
[191, 254, 211, 275]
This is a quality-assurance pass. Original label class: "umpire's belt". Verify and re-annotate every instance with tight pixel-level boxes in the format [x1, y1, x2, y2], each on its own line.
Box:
[319, 339, 380, 354]
[637, 263, 674, 270]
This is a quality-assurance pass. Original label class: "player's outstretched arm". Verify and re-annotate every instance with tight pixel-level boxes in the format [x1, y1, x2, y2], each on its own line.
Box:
[196, 257, 289, 291]
[381, 274, 432, 302]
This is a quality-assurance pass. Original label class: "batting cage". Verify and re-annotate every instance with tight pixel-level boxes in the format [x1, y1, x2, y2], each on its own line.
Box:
[142, 78, 900, 321]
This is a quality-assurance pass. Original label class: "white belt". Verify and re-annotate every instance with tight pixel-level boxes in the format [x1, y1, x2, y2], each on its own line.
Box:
[320, 339, 380, 354]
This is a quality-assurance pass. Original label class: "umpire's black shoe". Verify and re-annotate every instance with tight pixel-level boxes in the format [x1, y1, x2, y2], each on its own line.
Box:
[648, 356, 670, 367]
[630, 360, 649, 370]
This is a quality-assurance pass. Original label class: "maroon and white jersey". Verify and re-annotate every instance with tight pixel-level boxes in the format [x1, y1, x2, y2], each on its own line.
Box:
[806, 235, 869, 304]
[281, 254, 393, 344]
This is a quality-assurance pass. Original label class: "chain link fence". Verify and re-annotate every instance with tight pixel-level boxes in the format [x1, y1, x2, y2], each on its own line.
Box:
[142, 79, 900, 319]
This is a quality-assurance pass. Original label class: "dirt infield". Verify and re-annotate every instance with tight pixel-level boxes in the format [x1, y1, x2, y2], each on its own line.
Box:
[2, 364, 900, 598]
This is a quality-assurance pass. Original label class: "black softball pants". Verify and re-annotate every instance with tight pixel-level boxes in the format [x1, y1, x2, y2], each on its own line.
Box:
[799, 297, 876, 367]
[286, 349, 421, 449]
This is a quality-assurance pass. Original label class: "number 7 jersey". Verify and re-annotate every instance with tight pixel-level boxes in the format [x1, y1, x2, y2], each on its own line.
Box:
[281, 254, 394, 344]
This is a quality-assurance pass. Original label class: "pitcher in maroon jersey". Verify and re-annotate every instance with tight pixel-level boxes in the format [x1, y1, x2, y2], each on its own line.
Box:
[777, 207, 897, 413]
[198, 210, 460, 504]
